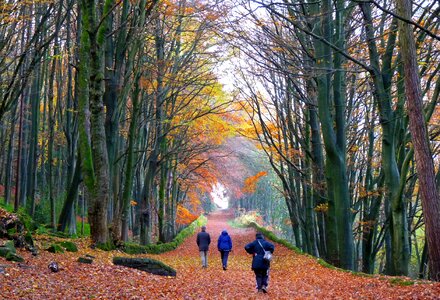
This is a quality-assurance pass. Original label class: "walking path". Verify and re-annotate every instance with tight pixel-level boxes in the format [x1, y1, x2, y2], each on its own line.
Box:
[2, 210, 440, 299]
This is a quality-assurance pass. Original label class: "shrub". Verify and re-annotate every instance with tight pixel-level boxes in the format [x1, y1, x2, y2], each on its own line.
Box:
[17, 207, 35, 231]
[76, 222, 90, 237]
[121, 215, 207, 255]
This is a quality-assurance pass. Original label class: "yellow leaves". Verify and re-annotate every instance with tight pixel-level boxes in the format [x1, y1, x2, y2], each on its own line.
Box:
[242, 171, 267, 194]
[348, 144, 359, 153]
[358, 185, 382, 199]
[130, 200, 138, 206]
[314, 203, 328, 213]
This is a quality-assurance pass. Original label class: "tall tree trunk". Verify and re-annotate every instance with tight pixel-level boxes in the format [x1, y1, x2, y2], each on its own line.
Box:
[58, 157, 82, 232]
[310, 0, 353, 270]
[396, 0, 440, 281]
[360, 3, 409, 275]
[77, 0, 115, 245]
[26, 64, 42, 216]
[47, 41, 58, 230]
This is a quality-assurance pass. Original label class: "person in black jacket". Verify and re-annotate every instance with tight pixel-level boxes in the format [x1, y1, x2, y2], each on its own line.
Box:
[244, 232, 275, 293]
[196, 226, 211, 268]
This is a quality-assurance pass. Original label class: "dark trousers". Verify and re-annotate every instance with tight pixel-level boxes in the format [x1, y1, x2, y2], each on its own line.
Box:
[220, 250, 230, 267]
[254, 269, 269, 289]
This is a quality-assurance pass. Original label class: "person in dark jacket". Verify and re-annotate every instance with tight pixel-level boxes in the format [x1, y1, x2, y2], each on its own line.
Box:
[196, 226, 211, 268]
[217, 229, 233, 270]
[244, 232, 275, 293]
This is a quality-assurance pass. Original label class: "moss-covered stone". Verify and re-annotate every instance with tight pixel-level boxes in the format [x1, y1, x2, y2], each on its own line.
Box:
[96, 241, 116, 251]
[4, 240, 16, 253]
[113, 257, 176, 277]
[59, 241, 78, 252]
[6, 252, 24, 262]
[0, 247, 11, 257]
[47, 243, 65, 253]
[78, 257, 93, 264]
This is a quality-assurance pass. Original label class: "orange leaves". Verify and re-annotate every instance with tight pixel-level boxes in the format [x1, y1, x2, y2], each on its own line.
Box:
[242, 171, 267, 194]
[176, 204, 197, 225]
[2, 211, 440, 299]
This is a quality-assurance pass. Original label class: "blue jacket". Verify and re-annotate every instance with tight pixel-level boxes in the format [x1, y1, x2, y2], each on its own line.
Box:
[244, 236, 275, 270]
[217, 230, 232, 251]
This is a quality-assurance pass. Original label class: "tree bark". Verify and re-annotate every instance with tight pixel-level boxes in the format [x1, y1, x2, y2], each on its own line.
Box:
[396, 0, 440, 281]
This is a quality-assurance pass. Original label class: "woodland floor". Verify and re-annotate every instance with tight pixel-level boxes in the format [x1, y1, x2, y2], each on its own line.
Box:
[1, 210, 440, 299]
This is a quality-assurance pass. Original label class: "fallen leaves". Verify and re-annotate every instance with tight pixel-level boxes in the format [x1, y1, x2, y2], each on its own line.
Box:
[1, 210, 440, 299]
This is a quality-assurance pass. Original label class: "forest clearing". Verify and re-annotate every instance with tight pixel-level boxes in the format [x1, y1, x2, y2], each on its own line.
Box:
[2, 210, 440, 299]
[2, 0, 440, 297]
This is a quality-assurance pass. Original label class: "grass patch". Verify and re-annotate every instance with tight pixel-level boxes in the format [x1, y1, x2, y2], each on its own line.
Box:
[247, 221, 302, 254]
[227, 219, 248, 229]
[389, 278, 415, 286]
[122, 215, 207, 255]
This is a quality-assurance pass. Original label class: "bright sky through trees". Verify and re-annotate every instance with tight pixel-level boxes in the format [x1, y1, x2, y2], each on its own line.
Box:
[211, 182, 229, 209]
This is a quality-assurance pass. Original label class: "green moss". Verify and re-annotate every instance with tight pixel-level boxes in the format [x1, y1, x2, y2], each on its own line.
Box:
[59, 241, 78, 252]
[24, 232, 34, 247]
[47, 243, 65, 253]
[0, 247, 11, 257]
[78, 256, 93, 264]
[6, 252, 24, 262]
[17, 207, 35, 231]
[4, 240, 16, 253]
[96, 241, 116, 251]
[227, 220, 248, 229]
[317, 258, 338, 270]
[7, 228, 17, 235]
[389, 278, 415, 286]
[247, 221, 302, 254]
[76, 222, 91, 237]
[121, 215, 207, 255]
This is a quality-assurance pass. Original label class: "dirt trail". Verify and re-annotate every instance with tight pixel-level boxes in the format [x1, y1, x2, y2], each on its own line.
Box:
[2, 209, 440, 299]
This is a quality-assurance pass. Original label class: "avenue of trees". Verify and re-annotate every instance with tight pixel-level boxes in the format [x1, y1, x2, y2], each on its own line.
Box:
[1, 0, 440, 282]
[0, 0, 233, 248]
[229, 0, 440, 280]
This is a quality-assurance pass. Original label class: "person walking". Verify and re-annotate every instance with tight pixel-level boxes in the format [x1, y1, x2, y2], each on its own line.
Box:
[196, 226, 211, 268]
[244, 232, 275, 293]
[217, 229, 232, 270]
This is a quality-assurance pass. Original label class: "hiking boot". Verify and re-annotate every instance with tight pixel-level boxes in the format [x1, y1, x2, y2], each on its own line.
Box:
[223, 266, 227, 270]
[262, 286, 268, 293]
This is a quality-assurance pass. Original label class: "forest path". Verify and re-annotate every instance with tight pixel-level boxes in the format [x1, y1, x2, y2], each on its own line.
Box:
[2, 209, 440, 299]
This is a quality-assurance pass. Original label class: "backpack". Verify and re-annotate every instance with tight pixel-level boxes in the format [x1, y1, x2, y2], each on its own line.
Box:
[257, 240, 273, 262]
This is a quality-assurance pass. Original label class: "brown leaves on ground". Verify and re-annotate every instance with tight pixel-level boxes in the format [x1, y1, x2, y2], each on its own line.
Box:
[2, 210, 440, 299]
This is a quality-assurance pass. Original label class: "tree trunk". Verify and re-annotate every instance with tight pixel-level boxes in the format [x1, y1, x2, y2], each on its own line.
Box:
[396, 0, 440, 281]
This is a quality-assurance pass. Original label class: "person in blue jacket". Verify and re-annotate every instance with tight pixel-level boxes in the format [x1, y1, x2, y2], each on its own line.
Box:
[217, 229, 232, 270]
[244, 232, 275, 293]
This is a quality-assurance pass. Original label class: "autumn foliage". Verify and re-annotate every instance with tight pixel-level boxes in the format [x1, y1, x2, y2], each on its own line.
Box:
[242, 171, 267, 194]
[176, 204, 197, 225]
[2, 210, 440, 299]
